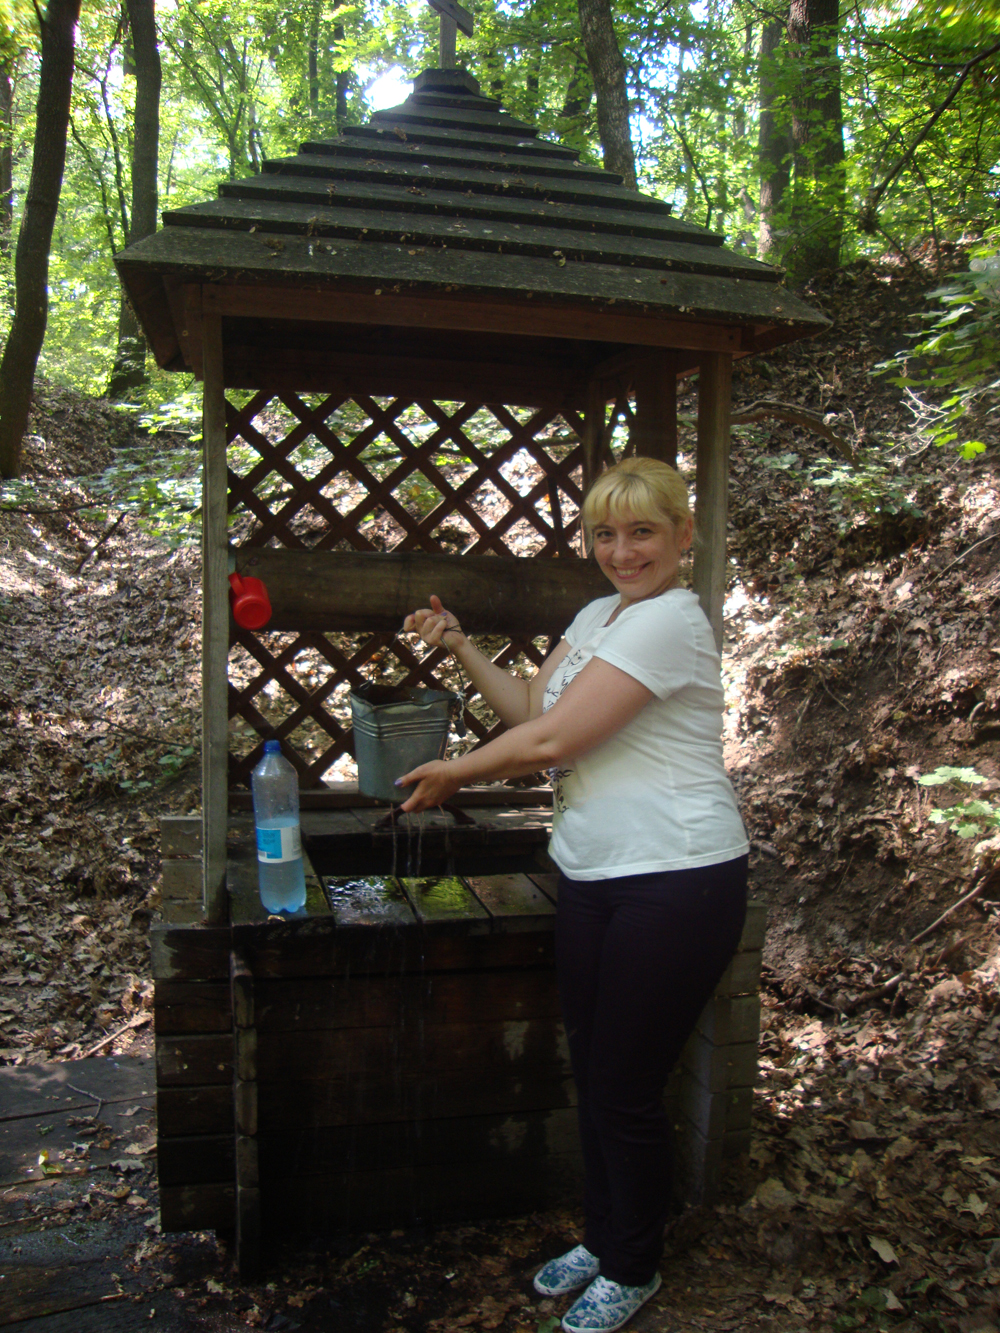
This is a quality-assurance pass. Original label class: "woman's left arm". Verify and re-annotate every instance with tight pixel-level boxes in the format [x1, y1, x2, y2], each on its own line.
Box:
[397, 657, 654, 812]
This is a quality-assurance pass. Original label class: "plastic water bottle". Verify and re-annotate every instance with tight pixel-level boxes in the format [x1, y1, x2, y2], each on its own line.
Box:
[251, 741, 306, 914]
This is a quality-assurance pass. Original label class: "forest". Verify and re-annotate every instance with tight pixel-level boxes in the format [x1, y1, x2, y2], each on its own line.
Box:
[0, 0, 997, 447]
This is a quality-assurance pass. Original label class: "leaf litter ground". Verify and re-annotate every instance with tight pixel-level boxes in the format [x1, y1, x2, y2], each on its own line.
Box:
[0, 255, 999, 1331]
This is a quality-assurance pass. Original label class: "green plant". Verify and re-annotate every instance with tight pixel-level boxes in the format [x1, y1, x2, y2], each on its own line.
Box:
[876, 236, 1000, 461]
[917, 766, 1000, 839]
[807, 461, 924, 531]
[157, 745, 196, 782]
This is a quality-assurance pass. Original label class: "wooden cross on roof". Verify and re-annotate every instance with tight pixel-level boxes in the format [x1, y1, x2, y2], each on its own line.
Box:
[427, 0, 474, 68]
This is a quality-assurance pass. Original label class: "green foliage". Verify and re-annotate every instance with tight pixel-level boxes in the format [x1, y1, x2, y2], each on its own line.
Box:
[876, 235, 1000, 460]
[755, 450, 923, 535]
[917, 767, 1000, 840]
[3, 0, 999, 399]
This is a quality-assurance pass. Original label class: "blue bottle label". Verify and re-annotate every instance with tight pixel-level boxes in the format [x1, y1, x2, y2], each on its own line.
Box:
[256, 825, 302, 863]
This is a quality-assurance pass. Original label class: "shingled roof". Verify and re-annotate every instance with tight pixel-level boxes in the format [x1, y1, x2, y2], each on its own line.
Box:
[116, 67, 829, 373]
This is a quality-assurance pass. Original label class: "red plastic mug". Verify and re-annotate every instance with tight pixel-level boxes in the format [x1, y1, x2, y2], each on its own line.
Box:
[229, 572, 272, 630]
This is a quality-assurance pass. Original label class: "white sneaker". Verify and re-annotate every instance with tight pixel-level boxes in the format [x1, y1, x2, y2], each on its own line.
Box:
[561, 1273, 662, 1332]
[533, 1244, 601, 1296]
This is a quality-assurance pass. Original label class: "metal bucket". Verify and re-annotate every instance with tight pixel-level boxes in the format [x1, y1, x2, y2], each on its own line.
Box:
[350, 684, 463, 803]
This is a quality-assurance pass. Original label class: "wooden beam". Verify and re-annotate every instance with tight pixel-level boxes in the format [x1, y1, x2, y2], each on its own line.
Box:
[428, 0, 474, 37]
[222, 345, 587, 406]
[231, 549, 609, 637]
[691, 352, 732, 653]
[202, 311, 230, 925]
[202, 284, 742, 354]
[580, 381, 608, 507]
[629, 352, 678, 467]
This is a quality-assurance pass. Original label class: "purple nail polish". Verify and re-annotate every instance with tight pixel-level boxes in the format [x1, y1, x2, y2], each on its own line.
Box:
[394, 778, 403, 786]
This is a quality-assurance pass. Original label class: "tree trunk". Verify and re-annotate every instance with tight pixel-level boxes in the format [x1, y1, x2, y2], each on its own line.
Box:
[0, 0, 81, 479]
[107, 0, 161, 401]
[757, 17, 792, 265]
[0, 59, 13, 256]
[557, 51, 592, 140]
[308, 0, 320, 118]
[334, 22, 349, 130]
[576, 0, 636, 189]
[785, 0, 845, 284]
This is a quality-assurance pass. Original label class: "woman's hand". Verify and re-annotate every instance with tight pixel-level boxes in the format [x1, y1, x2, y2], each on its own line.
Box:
[402, 594, 465, 650]
[395, 760, 464, 813]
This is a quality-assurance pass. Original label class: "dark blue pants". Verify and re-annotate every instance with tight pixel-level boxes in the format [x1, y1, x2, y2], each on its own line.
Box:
[555, 856, 748, 1286]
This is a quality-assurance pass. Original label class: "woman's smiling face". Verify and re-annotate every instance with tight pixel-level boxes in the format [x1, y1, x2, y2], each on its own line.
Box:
[591, 511, 694, 608]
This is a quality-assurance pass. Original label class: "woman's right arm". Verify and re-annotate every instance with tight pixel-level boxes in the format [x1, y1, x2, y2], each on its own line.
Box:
[404, 595, 570, 728]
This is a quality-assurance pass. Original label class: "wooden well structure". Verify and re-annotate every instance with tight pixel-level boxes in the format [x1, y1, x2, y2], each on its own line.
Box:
[117, 66, 826, 1273]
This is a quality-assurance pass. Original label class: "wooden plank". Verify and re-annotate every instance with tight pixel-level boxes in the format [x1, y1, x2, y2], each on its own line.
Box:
[201, 309, 229, 925]
[254, 969, 562, 1032]
[681, 1035, 758, 1094]
[398, 876, 491, 930]
[230, 950, 255, 1029]
[150, 922, 230, 982]
[157, 1132, 234, 1187]
[527, 872, 560, 903]
[154, 980, 232, 1034]
[259, 1105, 578, 1176]
[257, 1072, 576, 1128]
[160, 858, 202, 898]
[695, 994, 761, 1048]
[157, 1085, 232, 1136]
[216, 171, 719, 247]
[291, 786, 555, 811]
[260, 151, 659, 214]
[691, 351, 732, 653]
[738, 899, 767, 952]
[235, 921, 556, 978]
[341, 118, 579, 160]
[715, 948, 762, 998]
[160, 814, 202, 856]
[230, 548, 607, 635]
[156, 1033, 233, 1086]
[258, 1151, 583, 1233]
[630, 351, 678, 467]
[464, 874, 556, 931]
[200, 278, 744, 353]
[159, 1181, 234, 1232]
[256, 1020, 570, 1081]
[323, 875, 417, 928]
[170, 198, 776, 279]
[159, 901, 203, 924]
[223, 343, 584, 405]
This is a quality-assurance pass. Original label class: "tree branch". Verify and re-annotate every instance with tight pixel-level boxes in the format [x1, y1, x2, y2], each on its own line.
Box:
[730, 399, 856, 463]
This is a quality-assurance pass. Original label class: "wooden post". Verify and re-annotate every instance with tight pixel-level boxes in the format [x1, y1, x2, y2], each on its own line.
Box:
[439, 13, 457, 66]
[579, 381, 607, 555]
[691, 352, 732, 653]
[201, 309, 229, 924]
[629, 352, 677, 466]
[231, 948, 260, 1279]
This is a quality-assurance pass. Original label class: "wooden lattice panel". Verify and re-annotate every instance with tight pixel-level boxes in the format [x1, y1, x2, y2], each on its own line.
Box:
[225, 390, 599, 787]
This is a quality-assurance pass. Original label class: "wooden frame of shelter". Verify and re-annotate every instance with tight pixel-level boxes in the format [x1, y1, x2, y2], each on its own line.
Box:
[118, 65, 827, 1273]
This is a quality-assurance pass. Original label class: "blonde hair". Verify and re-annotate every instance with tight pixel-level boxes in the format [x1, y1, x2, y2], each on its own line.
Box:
[581, 457, 691, 533]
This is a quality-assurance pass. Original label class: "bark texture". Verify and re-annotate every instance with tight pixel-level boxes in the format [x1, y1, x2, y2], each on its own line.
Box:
[576, 0, 636, 189]
[785, 0, 845, 283]
[757, 17, 793, 266]
[0, 60, 13, 255]
[107, 0, 161, 400]
[0, 0, 81, 478]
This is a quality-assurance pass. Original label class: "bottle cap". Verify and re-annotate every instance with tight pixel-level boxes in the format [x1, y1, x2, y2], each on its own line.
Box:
[264, 740, 281, 754]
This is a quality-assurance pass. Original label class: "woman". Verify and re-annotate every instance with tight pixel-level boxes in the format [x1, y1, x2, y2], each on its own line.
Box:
[399, 457, 748, 1333]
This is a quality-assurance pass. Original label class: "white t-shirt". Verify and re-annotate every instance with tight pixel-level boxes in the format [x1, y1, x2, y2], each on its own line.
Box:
[542, 588, 748, 880]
